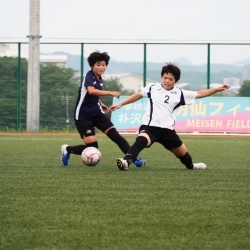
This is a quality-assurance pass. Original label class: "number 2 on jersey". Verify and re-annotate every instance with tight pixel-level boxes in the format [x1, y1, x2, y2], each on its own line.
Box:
[164, 95, 169, 104]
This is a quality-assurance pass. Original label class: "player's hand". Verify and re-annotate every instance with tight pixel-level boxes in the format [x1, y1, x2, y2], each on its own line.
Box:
[102, 105, 109, 113]
[217, 84, 230, 92]
[111, 91, 121, 98]
[109, 104, 122, 111]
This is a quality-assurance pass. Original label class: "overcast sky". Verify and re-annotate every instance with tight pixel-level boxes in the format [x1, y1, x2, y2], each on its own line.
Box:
[1, 0, 250, 64]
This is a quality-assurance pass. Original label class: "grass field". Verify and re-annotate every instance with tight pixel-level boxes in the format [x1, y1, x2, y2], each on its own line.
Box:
[0, 134, 250, 250]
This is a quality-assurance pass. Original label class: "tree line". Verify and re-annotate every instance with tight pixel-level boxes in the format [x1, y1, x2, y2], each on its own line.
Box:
[0, 57, 249, 131]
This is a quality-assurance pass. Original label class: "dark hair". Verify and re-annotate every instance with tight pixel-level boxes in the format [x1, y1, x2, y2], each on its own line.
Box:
[161, 63, 181, 82]
[87, 51, 110, 67]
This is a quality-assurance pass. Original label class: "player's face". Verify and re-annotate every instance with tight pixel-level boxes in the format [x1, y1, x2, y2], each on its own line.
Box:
[92, 61, 107, 76]
[161, 73, 176, 90]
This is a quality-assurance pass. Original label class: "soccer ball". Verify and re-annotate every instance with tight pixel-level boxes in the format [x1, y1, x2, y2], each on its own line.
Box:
[81, 147, 101, 166]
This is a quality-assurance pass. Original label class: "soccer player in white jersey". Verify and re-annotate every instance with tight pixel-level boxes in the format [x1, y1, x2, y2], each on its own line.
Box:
[110, 63, 230, 171]
[61, 51, 146, 167]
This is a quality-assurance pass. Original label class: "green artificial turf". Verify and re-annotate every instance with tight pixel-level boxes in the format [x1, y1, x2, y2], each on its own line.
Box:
[0, 134, 250, 250]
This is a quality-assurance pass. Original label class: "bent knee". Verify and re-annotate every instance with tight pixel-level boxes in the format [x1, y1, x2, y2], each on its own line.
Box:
[104, 126, 115, 135]
[171, 144, 187, 158]
[137, 133, 151, 146]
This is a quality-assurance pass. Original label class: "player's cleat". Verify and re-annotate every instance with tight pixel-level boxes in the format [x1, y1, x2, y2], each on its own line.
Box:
[134, 157, 147, 167]
[61, 144, 70, 166]
[193, 163, 207, 170]
[116, 158, 129, 171]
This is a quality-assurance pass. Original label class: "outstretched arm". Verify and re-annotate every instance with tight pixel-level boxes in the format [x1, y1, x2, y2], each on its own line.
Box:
[87, 86, 121, 98]
[196, 84, 230, 99]
[110, 92, 143, 111]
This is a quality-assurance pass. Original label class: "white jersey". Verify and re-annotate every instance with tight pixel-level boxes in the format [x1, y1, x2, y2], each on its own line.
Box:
[141, 83, 197, 130]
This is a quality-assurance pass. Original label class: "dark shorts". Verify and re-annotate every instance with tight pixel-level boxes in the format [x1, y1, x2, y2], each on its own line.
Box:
[138, 125, 183, 150]
[75, 114, 114, 139]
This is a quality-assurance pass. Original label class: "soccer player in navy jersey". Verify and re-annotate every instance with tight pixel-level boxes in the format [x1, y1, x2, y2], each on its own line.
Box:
[110, 63, 230, 171]
[61, 51, 146, 167]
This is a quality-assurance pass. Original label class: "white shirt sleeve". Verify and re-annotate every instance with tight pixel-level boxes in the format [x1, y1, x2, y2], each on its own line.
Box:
[182, 89, 197, 105]
[141, 83, 158, 98]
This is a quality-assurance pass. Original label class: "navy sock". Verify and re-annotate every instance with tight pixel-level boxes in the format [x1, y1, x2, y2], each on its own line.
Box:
[124, 136, 148, 163]
[67, 141, 98, 155]
[107, 128, 130, 154]
[67, 145, 87, 155]
[179, 152, 193, 169]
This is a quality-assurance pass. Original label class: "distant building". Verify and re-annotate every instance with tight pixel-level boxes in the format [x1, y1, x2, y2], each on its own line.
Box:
[223, 77, 240, 86]
[0, 44, 67, 68]
[242, 65, 250, 82]
[209, 83, 223, 88]
[0, 44, 9, 53]
[103, 73, 155, 92]
[229, 86, 241, 94]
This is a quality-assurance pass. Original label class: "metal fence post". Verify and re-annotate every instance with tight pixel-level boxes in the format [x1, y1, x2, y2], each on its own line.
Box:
[17, 43, 21, 130]
[81, 43, 84, 85]
[143, 43, 147, 87]
[207, 43, 210, 89]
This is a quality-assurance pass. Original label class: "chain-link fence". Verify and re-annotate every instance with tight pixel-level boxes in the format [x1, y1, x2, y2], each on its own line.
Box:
[0, 42, 250, 132]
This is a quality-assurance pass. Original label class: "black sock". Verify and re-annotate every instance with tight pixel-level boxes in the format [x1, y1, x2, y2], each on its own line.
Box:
[67, 141, 98, 155]
[107, 128, 130, 154]
[124, 136, 148, 164]
[67, 145, 86, 155]
[179, 152, 193, 169]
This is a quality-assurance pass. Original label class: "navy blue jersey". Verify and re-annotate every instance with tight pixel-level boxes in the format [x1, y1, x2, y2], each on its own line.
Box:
[74, 70, 104, 120]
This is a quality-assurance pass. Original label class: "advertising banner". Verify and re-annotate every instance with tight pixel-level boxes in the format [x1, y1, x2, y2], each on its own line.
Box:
[111, 97, 250, 133]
